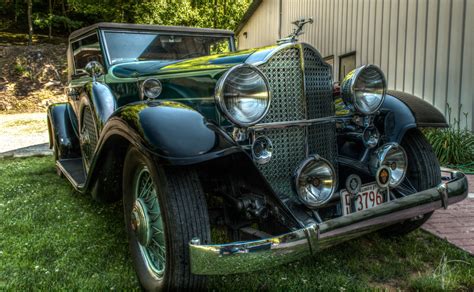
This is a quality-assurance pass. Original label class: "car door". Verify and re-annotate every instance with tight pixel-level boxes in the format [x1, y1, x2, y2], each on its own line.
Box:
[67, 32, 105, 171]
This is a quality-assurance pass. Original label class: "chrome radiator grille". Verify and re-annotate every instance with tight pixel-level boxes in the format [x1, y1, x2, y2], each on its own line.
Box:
[82, 106, 98, 167]
[259, 47, 305, 122]
[255, 45, 336, 198]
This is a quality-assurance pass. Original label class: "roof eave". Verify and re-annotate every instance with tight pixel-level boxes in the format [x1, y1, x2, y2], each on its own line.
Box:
[235, 0, 263, 35]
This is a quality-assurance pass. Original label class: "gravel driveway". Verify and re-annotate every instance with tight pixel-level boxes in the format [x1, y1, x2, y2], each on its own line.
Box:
[0, 113, 52, 157]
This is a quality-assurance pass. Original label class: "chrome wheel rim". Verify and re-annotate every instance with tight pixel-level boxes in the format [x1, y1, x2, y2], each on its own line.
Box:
[132, 166, 166, 277]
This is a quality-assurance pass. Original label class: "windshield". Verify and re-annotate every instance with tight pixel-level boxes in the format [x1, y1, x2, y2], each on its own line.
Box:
[103, 31, 233, 65]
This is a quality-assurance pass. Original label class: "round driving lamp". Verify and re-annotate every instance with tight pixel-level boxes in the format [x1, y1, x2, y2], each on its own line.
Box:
[142, 78, 162, 99]
[215, 64, 271, 127]
[252, 135, 273, 164]
[294, 155, 337, 208]
[340, 64, 387, 115]
[369, 143, 408, 187]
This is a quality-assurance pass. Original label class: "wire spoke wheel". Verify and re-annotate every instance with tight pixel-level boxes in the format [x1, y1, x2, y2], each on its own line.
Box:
[123, 147, 210, 289]
[131, 166, 166, 277]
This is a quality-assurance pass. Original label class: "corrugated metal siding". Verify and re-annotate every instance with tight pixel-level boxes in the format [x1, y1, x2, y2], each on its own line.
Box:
[236, 0, 279, 49]
[237, 0, 473, 130]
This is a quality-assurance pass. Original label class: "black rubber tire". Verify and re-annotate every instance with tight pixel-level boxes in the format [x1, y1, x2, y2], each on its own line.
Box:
[380, 129, 441, 236]
[122, 146, 211, 291]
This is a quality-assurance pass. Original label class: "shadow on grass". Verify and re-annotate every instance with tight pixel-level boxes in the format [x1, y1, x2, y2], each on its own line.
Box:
[0, 157, 472, 290]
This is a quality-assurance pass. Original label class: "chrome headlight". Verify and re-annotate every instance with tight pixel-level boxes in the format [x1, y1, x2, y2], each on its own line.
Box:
[215, 64, 271, 127]
[142, 78, 162, 99]
[369, 143, 408, 187]
[341, 65, 386, 115]
[294, 155, 337, 208]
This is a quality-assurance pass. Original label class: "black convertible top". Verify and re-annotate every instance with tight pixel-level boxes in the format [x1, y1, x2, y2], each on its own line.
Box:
[69, 22, 234, 40]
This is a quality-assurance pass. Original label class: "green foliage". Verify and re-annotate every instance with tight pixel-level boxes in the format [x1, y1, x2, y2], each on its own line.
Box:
[1, 0, 251, 37]
[1, 157, 473, 290]
[424, 104, 474, 165]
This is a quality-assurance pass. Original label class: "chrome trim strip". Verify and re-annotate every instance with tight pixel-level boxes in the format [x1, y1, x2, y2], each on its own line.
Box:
[189, 171, 468, 275]
[250, 117, 336, 130]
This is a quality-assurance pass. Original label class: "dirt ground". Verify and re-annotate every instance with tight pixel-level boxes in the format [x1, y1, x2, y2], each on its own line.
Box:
[0, 39, 67, 113]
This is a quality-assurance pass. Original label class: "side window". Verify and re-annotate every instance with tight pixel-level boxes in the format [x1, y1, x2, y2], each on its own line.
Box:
[71, 33, 103, 76]
[209, 38, 231, 55]
[339, 52, 356, 81]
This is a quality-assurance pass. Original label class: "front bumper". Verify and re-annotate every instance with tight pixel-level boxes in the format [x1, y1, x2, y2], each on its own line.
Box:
[189, 171, 468, 275]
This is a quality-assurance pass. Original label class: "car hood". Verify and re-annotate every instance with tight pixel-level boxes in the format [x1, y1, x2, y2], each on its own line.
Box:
[109, 46, 277, 79]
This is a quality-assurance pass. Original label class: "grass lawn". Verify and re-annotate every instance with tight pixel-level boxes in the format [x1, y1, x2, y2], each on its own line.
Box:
[1, 157, 473, 290]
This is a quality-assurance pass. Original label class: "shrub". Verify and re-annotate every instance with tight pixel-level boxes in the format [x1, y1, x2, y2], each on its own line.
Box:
[423, 105, 474, 165]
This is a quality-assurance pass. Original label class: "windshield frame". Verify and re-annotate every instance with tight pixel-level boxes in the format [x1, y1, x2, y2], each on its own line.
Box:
[99, 29, 236, 67]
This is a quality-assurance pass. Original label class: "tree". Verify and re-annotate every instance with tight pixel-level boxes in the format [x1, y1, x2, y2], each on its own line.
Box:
[27, 0, 33, 45]
[48, 0, 52, 39]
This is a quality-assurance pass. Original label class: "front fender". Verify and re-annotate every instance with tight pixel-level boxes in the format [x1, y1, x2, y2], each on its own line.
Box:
[101, 100, 240, 165]
[81, 81, 117, 132]
[380, 91, 447, 143]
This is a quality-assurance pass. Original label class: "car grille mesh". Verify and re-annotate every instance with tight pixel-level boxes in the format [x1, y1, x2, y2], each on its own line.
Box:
[255, 45, 336, 199]
[258, 47, 305, 123]
[303, 47, 335, 119]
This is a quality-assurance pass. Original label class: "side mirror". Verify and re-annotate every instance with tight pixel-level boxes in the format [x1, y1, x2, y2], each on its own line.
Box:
[85, 61, 104, 80]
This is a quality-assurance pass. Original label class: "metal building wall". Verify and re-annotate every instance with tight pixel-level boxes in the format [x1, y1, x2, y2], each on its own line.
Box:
[237, 0, 473, 130]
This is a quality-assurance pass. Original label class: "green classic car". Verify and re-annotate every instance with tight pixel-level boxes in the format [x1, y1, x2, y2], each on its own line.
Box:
[47, 22, 468, 290]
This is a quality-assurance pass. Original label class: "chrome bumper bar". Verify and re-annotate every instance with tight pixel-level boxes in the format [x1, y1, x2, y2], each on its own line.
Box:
[189, 171, 468, 275]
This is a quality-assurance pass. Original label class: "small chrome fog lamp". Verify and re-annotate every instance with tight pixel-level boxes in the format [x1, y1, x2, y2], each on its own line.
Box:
[369, 143, 407, 187]
[142, 78, 162, 99]
[294, 155, 336, 208]
[252, 135, 273, 164]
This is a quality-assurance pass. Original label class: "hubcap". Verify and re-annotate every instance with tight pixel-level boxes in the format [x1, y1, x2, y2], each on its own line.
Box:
[131, 199, 151, 246]
[132, 167, 166, 277]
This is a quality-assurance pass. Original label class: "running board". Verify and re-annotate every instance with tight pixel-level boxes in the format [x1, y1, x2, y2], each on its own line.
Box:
[57, 158, 86, 189]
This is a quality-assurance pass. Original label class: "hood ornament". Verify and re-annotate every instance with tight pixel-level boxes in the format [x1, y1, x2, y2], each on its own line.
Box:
[277, 18, 314, 45]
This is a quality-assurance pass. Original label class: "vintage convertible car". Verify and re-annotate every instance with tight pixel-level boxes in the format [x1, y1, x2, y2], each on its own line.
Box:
[47, 22, 468, 290]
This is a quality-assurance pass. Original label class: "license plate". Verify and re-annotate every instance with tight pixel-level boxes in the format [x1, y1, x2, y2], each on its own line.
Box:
[341, 184, 385, 215]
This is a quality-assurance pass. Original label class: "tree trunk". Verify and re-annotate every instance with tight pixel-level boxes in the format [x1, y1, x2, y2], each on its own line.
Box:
[14, 0, 18, 23]
[27, 0, 33, 46]
[61, 0, 70, 34]
[48, 0, 52, 39]
[213, 0, 217, 28]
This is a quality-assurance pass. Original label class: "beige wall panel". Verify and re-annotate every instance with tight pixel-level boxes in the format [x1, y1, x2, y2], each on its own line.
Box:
[404, 0, 418, 94]
[346, 0, 354, 53]
[366, 0, 373, 63]
[444, 0, 463, 125]
[380, 0, 391, 77]
[395, 0, 407, 91]
[433, 0, 451, 114]
[413, 0, 428, 99]
[372, 0, 383, 65]
[351, 0, 359, 53]
[387, 0, 399, 89]
[460, 0, 473, 130]
[422, 0, 439, 105]
[237, 0, 279, 49]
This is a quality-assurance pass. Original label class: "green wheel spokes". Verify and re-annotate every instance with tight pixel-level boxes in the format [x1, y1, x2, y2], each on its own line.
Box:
[133, 167, 166, 277]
